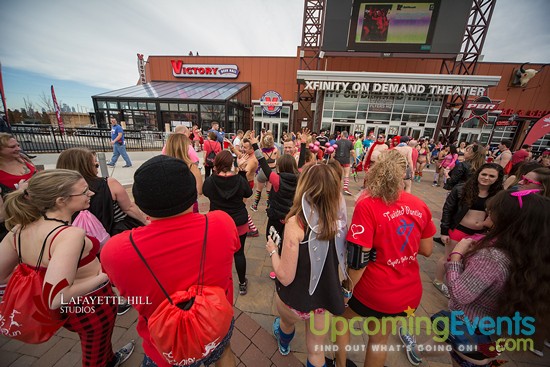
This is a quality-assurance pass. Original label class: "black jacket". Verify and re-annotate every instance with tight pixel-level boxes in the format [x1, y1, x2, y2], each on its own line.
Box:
[440, 183, 469, 236]
[203, 172, 252, 226]
[444, 161, 472, 191]
[268, 172, 298, 221]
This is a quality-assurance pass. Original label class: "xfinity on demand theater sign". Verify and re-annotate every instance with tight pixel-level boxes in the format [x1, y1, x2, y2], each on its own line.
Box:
[171, 60, 239, 78]
[304, 81, 487, 96]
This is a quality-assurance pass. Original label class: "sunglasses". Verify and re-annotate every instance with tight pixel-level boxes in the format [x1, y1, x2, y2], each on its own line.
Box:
[377, 136, 384, 139]
[520, 175, 541, 186]
[510, 189, 541, 208]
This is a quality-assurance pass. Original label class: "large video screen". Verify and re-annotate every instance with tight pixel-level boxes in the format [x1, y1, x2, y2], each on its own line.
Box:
[349, 2, 439, 51]
[323, 0, 472, 56]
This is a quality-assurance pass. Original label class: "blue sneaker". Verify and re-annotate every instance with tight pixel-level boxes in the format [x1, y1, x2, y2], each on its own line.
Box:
[399, 326, 422, 366]
[273, 317, 290, 356]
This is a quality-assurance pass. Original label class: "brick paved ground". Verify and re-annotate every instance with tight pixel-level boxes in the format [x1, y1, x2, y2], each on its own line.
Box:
[1, 167, 549, 367]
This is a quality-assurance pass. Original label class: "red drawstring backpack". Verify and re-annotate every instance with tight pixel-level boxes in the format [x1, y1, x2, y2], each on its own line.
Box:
[129, 214, 233, 366]
[0, 225, 82, 343]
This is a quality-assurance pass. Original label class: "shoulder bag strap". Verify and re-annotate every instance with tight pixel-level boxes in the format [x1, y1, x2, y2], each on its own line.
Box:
[197, 214, 208, 295]
[129, 230, 173, 305]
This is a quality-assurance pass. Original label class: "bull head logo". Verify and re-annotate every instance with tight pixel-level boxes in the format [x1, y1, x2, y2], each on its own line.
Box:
[512, 62, 546, 87]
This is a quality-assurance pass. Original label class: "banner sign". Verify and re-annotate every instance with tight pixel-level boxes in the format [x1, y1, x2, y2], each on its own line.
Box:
[137, 53, 147, 84]
[304, 80, 487, 96]
[524, 114, 550, 146]
[51, 85, 65, 133]
[0, 61, 8, 125]
[171, 60, 239, 78]
[259, 90, 283, 115]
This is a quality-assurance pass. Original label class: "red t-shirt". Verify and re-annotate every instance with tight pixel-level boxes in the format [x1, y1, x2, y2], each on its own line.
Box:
[346, 192, 436, 314]
[101, 211, 239, 367]
[204, 140, 221, 157]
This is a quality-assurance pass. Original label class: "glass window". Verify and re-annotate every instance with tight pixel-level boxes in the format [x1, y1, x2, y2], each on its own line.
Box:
[391, 113, 401, 122]
[392, 104, 404, 113]
[323, 110, 333, 118]
[429, 106, 441, 115]
[357, 112, 366, 119]
[160, 103, 169, 111]
[138, 102, 147, 110]
[108, 101, 118, 109]
[254, 106, 262, 117]
[97, 101, 107, 109]
[367, 112, 391, 121]
[147, 103, 156, 110]
[281, 107, 290, 119]
[119, 101, 129, 110]
[334, 111, 356, 119]
[129, 102, 138, 110]
[188, 104, 198, 112]
[334, 102, 357, 111]
[179, 103, 188, 112]
[402, 114, 426, 123]
[169, 103, 179, 111]
[426, 115, 438, 123]
[403, 105, 429, 114]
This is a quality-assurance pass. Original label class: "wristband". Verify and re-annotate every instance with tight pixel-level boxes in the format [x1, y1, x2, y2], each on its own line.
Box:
[269, 249, 277, 257]
[447, 251, 464, 262]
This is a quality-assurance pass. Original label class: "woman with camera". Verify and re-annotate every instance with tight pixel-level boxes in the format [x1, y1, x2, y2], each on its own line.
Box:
[266, 160, 348, 367]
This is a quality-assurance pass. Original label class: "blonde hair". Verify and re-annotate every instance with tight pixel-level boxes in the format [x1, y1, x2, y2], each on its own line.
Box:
[286, 162, 341, 240]
[4, 169, 84, 229]
[364, 150, 406, 204]
[165, 133, 193, 166]
[0, 133, 16, 163]
[261, 134, 274, 149]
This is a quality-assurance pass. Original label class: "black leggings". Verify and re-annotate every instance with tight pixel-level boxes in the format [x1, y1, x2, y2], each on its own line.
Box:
[235, 234, 247, 284]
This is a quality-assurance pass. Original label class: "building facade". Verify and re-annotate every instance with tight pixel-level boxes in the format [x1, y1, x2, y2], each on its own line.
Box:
[92, 55, 549, 151]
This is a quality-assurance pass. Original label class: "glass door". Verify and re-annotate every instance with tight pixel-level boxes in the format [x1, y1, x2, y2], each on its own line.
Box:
[331, 123, 353, 135]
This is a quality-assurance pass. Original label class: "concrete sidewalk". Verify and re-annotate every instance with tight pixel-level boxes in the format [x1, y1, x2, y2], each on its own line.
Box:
[1, 152, 549, 367]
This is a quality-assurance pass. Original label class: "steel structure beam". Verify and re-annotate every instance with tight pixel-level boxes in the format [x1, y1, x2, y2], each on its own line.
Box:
[295, 0, 325, 132]
[436, 0, 497, 143]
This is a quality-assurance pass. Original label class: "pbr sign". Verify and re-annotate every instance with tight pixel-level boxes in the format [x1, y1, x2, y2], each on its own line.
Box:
[464, 96, 502, 125]
[260, 90, 283, 115]
[465, 97, 502, 116]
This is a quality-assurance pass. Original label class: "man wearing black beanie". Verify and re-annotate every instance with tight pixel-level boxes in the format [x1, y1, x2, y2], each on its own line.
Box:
[101, 155, 239, 367]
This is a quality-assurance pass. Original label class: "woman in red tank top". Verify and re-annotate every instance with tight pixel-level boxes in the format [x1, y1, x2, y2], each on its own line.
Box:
[0, 170, 135, 366]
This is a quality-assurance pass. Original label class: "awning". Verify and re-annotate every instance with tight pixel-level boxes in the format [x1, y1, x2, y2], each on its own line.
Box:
[93, 81, 250, 101]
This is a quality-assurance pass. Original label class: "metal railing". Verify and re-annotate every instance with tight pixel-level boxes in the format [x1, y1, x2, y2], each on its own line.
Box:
[11, 125, 167, 153]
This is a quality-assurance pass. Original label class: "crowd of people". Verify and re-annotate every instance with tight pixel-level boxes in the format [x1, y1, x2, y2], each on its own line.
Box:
[0, 124, 549, 367]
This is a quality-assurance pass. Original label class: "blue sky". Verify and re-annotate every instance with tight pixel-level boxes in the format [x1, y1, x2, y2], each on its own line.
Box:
[2, 66, 106, 112]
[1, 0, 549, 112]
